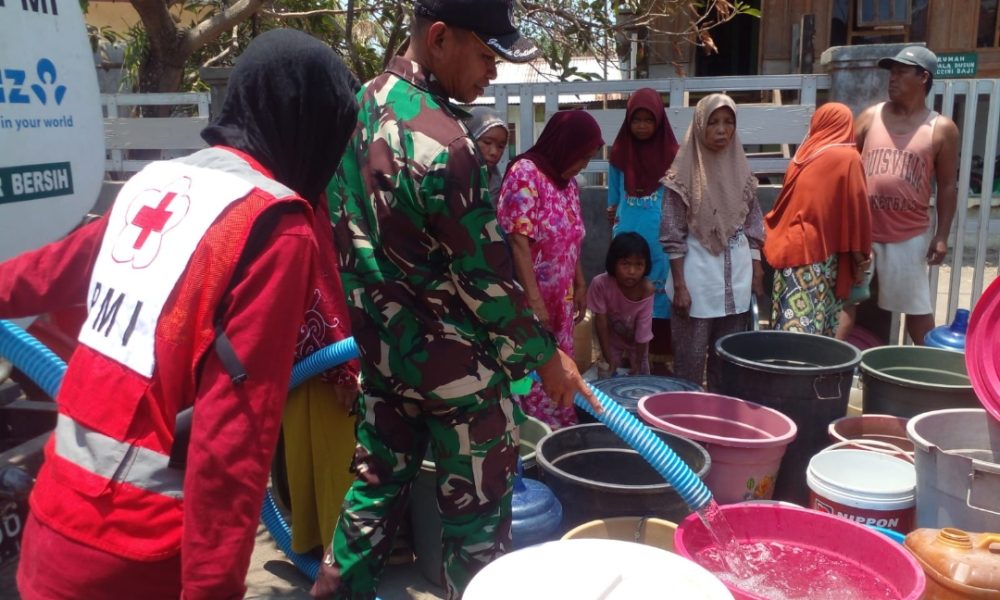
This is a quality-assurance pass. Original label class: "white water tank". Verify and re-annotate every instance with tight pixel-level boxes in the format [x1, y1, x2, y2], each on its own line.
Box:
[0, 1, 105, 267]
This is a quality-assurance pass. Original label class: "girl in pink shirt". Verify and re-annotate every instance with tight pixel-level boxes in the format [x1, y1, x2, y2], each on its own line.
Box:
[588, 232, 655, 376]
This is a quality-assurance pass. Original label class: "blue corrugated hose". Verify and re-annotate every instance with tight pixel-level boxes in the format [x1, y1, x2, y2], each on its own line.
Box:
[0, 320, 67, 399]
[264, 338, 360, 581]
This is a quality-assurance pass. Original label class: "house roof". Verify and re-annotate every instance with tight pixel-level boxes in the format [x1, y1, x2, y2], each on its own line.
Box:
[473, 56, 624, 105]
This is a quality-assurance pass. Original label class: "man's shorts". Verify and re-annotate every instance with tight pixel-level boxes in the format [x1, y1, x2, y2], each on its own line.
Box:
[873, 232, 933, 315]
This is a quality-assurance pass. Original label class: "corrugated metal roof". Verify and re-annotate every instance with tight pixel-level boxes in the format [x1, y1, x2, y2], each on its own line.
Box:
[494, 56, 622, 84]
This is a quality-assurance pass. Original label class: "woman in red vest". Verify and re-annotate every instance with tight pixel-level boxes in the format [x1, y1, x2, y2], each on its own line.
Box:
[1, 29, 360, 600]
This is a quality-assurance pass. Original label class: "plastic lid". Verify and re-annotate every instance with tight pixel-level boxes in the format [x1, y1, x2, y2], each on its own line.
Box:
[951, 309, 971, 334]
[464, 539, 734, 599]
[924, 309, 969, 351]
[592, 375, 702, 413]
[967, 277, 1000, 422]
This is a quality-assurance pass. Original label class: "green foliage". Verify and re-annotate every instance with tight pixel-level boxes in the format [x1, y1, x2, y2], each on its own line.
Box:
[120, 22, 148, 92]
[114, 0, 758, 93]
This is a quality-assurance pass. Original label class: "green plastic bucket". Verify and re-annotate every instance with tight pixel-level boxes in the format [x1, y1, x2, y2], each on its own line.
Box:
[859, 346, 980, 419]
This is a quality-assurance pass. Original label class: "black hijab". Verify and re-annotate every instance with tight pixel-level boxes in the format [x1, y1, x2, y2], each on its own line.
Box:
[202, 29, 359, 205]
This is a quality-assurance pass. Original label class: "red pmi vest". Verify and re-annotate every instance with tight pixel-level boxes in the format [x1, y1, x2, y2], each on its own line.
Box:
[29, 147, 307, 560]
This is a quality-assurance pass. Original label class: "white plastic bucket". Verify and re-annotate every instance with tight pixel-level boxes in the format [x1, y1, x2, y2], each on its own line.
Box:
[807, 444, 916, 533]
[464, 538, 733, 599]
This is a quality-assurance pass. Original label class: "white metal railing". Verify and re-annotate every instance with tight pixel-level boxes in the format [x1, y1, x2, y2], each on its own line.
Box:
[483, 74, 831, 176]
[926, 78, 1000, 325]
[101, 92, 210, 176]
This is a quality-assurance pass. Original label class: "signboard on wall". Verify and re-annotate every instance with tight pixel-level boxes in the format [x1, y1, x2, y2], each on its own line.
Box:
[0, 0, 105, 264]
[936, 52, 979, 79]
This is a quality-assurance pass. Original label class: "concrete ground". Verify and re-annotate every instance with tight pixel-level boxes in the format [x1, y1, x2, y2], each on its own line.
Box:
[245, 524, 445, 600]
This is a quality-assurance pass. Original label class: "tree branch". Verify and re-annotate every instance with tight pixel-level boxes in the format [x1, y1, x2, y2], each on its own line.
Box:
[130, 0, 180, 57]
[382, 7, 407, 67]
[183, 0, 267, 55]
[201, 37, 235, 68]
[262, 7, 354, 18]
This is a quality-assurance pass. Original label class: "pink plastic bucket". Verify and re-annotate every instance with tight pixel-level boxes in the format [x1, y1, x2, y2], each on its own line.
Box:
[674, 504, 926, 600]
[638, 392, 796, 503]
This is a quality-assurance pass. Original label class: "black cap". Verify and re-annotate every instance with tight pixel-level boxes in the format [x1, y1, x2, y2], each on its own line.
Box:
[414, 0, 540, 64]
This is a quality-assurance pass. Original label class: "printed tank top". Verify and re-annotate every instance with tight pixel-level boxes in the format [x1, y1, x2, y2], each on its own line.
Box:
[861, 102, 938, 243]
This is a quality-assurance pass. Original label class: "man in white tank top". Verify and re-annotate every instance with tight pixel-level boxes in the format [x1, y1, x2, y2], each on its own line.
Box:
[850, 46, 959, 344]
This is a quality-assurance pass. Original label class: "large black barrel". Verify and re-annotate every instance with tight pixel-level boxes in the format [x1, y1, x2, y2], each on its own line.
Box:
[714, 331, 861, 504]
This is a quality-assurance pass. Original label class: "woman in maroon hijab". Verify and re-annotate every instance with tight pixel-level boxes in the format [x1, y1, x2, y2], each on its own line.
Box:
[496, 110, 604, 429]
[606, 88, 679, 373]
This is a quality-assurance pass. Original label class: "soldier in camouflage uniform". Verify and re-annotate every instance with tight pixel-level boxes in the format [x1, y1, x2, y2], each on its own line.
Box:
[313, 1, 601, 599]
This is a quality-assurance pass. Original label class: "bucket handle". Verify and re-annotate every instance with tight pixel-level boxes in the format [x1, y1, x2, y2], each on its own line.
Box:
[975, 534, 1000, 548]
[813, 374, 844, 401]
[633, 516, 649, 544]
[967, 463, 1000, 516]
[823, 440, 915, 463]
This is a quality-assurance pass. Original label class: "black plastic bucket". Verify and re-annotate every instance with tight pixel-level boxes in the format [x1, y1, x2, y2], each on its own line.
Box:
[714, 331, 861, 504]
[536, 423, 710, 532]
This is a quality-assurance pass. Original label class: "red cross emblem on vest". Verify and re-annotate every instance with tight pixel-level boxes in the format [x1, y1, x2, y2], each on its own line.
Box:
[113, 177, 192, 269]
[132, 191, 177, 250]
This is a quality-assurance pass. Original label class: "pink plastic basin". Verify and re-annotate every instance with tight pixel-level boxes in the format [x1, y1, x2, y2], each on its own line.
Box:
[638, 392, 796, 503]
[675, 504, 926, 600]
[968, 276, 1000, 422]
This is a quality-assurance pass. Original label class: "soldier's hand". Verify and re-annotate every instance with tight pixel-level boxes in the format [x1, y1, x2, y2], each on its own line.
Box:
[536, 349, 603, 415]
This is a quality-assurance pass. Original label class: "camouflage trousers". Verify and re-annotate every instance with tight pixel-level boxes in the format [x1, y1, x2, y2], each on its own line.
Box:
[331, 390, 521, 600]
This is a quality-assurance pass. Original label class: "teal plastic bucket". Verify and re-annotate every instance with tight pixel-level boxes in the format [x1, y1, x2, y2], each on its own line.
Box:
[860, 346, 980, 419]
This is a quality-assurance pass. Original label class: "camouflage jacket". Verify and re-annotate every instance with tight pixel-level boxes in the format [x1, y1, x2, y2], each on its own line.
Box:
[327, 56, 556, 409]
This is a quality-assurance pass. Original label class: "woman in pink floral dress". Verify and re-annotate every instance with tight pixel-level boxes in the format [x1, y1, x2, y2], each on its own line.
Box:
[497, 110, 604, 428]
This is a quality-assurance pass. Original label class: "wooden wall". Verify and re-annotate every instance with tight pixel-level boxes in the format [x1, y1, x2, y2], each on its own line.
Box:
[758, 0, 833, 74]
[646, 9, 696, 78]
[925, 0, 979, 51]
[645, 0, 1000, 78]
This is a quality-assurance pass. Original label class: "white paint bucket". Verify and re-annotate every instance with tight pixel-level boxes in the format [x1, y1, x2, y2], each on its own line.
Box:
[807, 443, 917, 533]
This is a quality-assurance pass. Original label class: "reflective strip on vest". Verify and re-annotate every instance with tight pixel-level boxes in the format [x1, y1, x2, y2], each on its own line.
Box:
[54, 414, 184, 500]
